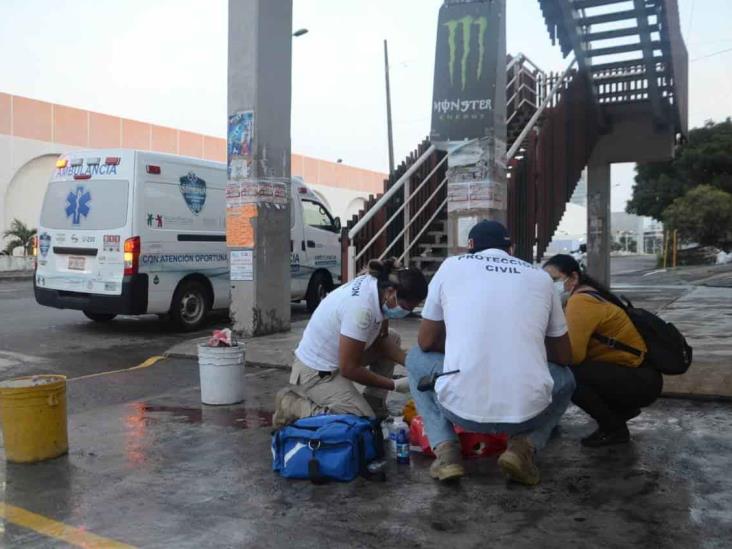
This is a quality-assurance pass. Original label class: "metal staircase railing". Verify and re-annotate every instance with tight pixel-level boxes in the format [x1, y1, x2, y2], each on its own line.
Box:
[340, 54, 546, 281]
[343, 141, 484, 281]
[341, 54, 576, 279]
[509, 68, 601, 261]
[340, 139, 448, 281]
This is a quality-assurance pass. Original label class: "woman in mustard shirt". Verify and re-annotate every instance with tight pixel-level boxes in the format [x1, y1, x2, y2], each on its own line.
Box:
[543, 254, 662, 447]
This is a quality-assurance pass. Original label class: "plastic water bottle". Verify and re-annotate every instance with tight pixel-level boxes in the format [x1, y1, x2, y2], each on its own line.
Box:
[396, 429, 410, 465]
[389, 416, 407, 454]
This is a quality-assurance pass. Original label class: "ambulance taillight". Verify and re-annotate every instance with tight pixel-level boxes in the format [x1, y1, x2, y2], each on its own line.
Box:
[123, 237, 141, 276]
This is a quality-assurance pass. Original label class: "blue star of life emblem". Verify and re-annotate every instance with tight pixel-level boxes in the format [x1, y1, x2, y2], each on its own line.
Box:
[65, 186, 92, 225]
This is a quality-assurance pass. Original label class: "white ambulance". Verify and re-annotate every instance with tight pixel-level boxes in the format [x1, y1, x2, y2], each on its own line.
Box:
[34, 150, 342, 330]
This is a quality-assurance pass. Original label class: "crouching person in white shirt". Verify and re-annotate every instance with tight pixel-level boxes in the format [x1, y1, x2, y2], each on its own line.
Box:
[407, 221, 575, 486]
[273, 258, 428, 426]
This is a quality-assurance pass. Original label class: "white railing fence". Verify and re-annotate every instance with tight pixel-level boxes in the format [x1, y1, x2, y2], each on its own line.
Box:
[345, 54, 577, 281]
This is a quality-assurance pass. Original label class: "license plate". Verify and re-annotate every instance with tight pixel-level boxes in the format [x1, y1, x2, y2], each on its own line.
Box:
[68, 256, 86, 271]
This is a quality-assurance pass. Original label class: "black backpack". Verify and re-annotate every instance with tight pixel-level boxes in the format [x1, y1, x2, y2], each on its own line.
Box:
[583, 292, 693, 376]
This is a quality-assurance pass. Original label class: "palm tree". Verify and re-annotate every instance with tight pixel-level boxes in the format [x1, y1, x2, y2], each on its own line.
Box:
[3, 219, 37, 256]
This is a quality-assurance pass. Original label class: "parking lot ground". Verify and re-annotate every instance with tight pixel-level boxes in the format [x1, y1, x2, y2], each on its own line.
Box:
[1, 356, 731, 548]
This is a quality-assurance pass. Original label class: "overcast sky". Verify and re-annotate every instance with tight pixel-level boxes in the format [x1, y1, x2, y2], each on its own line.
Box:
[1, 0, 730, 211]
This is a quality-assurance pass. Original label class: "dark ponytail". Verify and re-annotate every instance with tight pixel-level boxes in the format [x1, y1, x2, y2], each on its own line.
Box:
[543, 254, 626, 309]
[366, 257, 428, 303]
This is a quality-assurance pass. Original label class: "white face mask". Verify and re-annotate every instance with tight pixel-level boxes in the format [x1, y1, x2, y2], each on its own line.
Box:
[382, 302, 410, 319]
[382, 293, 411, 319]
[554, 278, 571, 306]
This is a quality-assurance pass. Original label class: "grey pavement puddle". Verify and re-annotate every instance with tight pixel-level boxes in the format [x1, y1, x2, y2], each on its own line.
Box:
[137, 403, 273, 429]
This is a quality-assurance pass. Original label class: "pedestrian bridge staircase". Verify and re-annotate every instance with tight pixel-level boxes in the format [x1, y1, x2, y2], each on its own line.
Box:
[340, 0, 686, 281]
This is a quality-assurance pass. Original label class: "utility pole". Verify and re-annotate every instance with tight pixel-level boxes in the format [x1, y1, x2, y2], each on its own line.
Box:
[384, 39, 395, 175]
[226, 0, 292, 337]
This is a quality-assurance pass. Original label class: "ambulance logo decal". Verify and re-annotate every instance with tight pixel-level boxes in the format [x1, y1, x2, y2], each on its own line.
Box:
[65, 186, 92, 225]
[39, 232, 51, 257]
[180, 172, 206, 215]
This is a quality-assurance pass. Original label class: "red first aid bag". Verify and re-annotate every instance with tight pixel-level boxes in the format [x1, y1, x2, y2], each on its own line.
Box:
[409, 415, 508, 459]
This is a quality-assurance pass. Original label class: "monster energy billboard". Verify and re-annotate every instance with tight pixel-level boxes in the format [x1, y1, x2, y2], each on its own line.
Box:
[431, 0, 503, 143]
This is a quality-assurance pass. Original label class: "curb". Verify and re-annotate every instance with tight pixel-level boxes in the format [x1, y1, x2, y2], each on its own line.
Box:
[163, 351, 290, 371]
[0, 273, 33, 282]
[661, 392, 732, 403]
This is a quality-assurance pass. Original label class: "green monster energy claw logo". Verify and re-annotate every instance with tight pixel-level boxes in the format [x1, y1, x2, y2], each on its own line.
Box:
[444, 15, 488, 91]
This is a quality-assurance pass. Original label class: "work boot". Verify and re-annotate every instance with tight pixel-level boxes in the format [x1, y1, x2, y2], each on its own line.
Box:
[429, 441, 465, 481]
[272, 387, 321, 428]
[497, 436, 540, 486]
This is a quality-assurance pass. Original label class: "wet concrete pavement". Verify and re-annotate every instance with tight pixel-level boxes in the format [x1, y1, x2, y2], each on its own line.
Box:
[2, 357, 732, 548]
[1, 256, 731, 546]
[0, 279, 308, 380]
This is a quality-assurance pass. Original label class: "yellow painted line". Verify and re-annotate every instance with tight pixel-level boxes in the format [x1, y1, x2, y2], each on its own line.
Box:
[0, 502, 135, 548]
[69, 355, 166, 382]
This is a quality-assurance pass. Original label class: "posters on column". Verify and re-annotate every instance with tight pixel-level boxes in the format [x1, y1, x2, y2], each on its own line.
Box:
[230, 249, 254, 281]
[226, 203, 257, 248]
[225, 178, 288, 209]
[446, 137, 507, 213]
[457, 216, 479, 247]
[226, 109, 288, 210]
[447, 179, 506, 213]
[228, 111, 254, 180]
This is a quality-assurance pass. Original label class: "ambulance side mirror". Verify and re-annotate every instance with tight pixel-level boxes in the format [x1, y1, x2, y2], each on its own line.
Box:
[333, 217, 341, 233]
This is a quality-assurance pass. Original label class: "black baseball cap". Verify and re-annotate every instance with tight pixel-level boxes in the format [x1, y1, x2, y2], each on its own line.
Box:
[468, 220, 511, 252]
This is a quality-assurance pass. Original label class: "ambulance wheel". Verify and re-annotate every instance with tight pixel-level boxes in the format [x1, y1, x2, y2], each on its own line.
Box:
[170, 280, 210, 331]
[306, 271, 333, 313]
[83, 311, 117, 322]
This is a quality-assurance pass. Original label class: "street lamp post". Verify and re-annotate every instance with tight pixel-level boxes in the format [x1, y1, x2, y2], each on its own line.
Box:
[384, 39, 395, 175]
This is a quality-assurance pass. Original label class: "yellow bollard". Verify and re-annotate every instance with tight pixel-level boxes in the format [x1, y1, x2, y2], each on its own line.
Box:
[0, 376, 68, 463]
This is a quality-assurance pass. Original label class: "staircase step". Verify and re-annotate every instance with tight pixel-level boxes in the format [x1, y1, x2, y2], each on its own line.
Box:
[411, 256, 445, 264]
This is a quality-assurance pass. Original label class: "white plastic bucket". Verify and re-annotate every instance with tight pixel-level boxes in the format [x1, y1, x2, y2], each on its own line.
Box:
[197, 344, 246, 405]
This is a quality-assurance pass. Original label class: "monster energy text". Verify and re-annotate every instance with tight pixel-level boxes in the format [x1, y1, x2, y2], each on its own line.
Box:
[433, 98, 492, 115]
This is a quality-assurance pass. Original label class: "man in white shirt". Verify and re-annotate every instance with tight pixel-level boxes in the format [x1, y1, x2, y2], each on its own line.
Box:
[407, 220, 574, 485]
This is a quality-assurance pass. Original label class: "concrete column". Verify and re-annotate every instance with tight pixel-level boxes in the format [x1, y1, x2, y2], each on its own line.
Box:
[587, 161, 611, 286]
[227, 0, 292, 337]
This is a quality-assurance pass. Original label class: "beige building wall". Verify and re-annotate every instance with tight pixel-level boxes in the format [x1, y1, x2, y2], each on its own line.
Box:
[0, 92, 385, 246]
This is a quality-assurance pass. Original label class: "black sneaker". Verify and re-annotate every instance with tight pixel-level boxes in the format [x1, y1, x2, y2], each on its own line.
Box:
[581, 426, 630, 448]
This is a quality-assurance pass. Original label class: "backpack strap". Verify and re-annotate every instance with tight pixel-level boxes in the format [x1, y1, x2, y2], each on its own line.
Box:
[590, 333, 644, 357]
[577, 291, 644, 358]
[577, 290, 606, 302]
